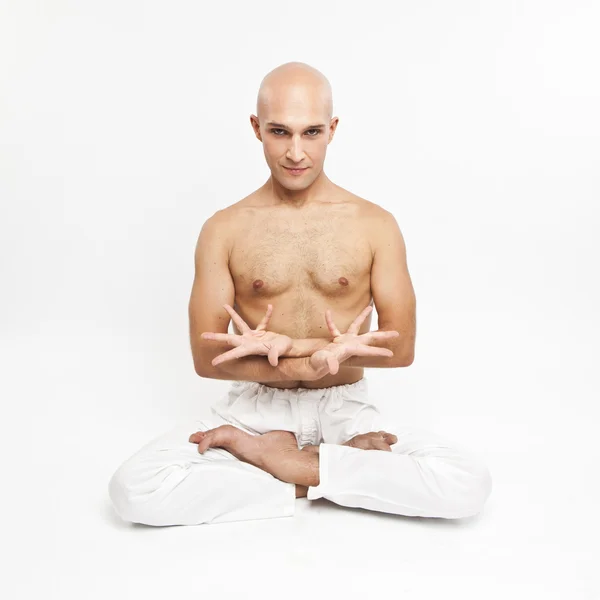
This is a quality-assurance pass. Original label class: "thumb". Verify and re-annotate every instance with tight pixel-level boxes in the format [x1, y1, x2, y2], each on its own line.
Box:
[268, 347, 279, 366]
[327, 355, 339, 375]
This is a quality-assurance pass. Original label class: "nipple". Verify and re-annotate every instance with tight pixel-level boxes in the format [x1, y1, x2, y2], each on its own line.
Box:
[252, 279, 264, 289]
[338, 277, 349, 286]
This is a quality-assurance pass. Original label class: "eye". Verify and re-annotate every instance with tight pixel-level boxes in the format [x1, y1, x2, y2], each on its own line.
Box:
[270, 128, 322, 136]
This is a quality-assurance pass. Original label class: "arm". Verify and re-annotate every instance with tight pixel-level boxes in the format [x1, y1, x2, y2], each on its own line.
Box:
[343, 210, 416, 369]
[286, 337, 331, 357]
[206, 354, 310, 383]
[188, 212, 309, 383]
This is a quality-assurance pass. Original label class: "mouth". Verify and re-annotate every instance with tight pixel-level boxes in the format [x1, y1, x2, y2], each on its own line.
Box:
[283, 167, 309, 175]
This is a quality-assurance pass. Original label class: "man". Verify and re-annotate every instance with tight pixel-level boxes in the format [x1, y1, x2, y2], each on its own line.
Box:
[108, 62, 492, 526]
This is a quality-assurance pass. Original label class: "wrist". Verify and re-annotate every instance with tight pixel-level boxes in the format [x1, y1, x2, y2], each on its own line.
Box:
[323, 342, 351, 365]
[287, 339, 302, 358]
[287, 338, 331, 358]
[303, 356, 320, 381]
[340, 355, 354, 368]
[278, 356, 318, 381]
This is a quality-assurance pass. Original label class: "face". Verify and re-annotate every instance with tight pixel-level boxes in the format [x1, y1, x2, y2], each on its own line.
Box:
[250, 85, 339, 191]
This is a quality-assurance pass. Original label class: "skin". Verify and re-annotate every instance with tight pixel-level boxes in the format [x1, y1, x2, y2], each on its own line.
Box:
[188, 425, 399, 497]
[251, 62, 336, 204]
[224, 194, 384, 390]
[198, 62, 415, 389]
[188, 62, 416, 486]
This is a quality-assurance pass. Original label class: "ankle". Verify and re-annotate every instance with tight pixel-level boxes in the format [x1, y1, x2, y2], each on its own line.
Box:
[295, 484, 308, 498]
[301, 444, 320, 454]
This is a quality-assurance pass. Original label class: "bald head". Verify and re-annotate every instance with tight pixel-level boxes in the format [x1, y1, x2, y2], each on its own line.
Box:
[256, 62, 333, 123]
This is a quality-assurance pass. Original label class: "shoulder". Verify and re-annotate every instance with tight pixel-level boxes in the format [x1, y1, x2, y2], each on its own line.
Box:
[335, 186, 397, 221]
[213, 191, 267, 225]
[195, 203, 240, 259]
[338, 189, 404, 255]
[196, 191, 265, 259]
[201, 188, 265, 231]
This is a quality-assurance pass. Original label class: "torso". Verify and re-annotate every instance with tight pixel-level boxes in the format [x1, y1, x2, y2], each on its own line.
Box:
[225, 185, 380, 389]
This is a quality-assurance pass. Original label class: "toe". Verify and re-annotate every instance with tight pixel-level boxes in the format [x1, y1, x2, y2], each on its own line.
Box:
[197, 434, 213, 454]
[189, 431, 206, 443]
[374, 440, 392, 452]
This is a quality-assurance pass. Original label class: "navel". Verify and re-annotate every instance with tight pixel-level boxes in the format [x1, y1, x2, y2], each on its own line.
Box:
[252, 279, 264, 289]
[338, 277, 349, 286]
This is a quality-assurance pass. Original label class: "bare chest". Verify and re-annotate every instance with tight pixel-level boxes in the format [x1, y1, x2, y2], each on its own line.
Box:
[229, 211, 373, 301]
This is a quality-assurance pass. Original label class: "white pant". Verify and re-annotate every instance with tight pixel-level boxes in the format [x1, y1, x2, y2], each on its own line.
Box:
[108, 377, 492, 526]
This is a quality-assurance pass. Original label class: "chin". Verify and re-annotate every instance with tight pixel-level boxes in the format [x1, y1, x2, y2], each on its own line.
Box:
[273, 173, 306, 187]
[284, 180, 312, 191]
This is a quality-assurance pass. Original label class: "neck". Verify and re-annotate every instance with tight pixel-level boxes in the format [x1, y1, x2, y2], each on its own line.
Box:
[265, 169, 333, 208]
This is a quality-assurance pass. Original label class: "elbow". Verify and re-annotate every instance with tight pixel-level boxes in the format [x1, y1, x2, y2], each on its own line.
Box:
[192, 345, 232, 380]
[193, 355, 213, 379]
[191, 343, 221, 379]
[195, 365, 208, 378]
[195, 366, 217, 380]
[194, 363, 207, 378]
[397, 350, 415, 367]
[400, 339, 416, 367]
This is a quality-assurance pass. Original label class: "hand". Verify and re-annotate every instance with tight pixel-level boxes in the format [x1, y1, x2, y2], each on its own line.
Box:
[201, 304, 293, 367]
[305, 304, 400, 379]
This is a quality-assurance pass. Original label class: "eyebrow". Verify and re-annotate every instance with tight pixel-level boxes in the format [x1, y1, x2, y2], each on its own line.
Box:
[266, 122, 326, 129]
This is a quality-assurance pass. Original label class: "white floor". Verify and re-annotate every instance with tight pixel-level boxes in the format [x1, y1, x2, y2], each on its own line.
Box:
[2, 321, 598, 600]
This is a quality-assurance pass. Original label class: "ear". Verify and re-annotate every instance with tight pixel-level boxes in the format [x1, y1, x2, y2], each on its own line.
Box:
[328, 117, 339, 143]
[250, 114, 262, 141]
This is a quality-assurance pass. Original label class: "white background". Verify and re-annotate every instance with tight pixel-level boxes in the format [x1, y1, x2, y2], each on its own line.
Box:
[1, 1, 598, 598]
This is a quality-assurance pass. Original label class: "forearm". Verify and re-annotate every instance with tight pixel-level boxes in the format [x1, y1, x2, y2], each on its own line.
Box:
[197, 342, 308, 382]
[286, 330, 414, 368]
[342, 355, 403, 368]
[214, 355, 308, 382]
[343, 332, 414, 368]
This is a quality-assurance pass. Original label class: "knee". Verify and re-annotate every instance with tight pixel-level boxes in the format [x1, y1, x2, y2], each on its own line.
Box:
[468, 460, 493, 512]
[449, 458, 493, 518]
[432, 454, 493, 519]
[107, 461, 147, 524]
[108, 459, 190, 526]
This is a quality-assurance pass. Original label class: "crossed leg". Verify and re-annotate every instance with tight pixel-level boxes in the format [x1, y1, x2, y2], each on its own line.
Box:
[188, 426, 398, 498]
[188, 423, 492, 519]
[108, 420, 299, 526]
[188, 425, 319, 490]
[108, 419, 492, 526]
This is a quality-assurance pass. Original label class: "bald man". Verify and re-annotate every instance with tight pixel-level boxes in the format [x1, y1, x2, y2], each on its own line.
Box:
[108, 62, 492, 526]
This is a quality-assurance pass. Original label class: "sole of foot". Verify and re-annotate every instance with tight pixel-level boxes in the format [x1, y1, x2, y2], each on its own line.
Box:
[189, 425, 299, 471]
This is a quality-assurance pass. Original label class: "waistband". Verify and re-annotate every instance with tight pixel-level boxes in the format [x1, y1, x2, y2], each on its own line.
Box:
[229, 377, 369, 395]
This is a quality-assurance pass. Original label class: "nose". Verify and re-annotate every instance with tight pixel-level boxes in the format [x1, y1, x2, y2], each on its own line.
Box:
[286, 135, 305, 162]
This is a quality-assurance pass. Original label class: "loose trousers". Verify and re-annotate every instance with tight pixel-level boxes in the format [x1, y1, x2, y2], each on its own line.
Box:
[108, 377, 492, 526]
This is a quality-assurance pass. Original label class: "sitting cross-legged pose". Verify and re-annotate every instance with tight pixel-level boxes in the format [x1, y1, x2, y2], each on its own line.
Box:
[108, 61, 492, 527]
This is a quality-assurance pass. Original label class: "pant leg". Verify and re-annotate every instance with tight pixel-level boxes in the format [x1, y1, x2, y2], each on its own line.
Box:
[313, 379, 493, 519]
[108, 417, 296, 526]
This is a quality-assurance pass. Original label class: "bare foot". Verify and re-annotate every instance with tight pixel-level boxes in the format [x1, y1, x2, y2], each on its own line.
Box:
[188, 425, 318, 485]
[189, 425, 296, 466]
[343, 431, 398, 451]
